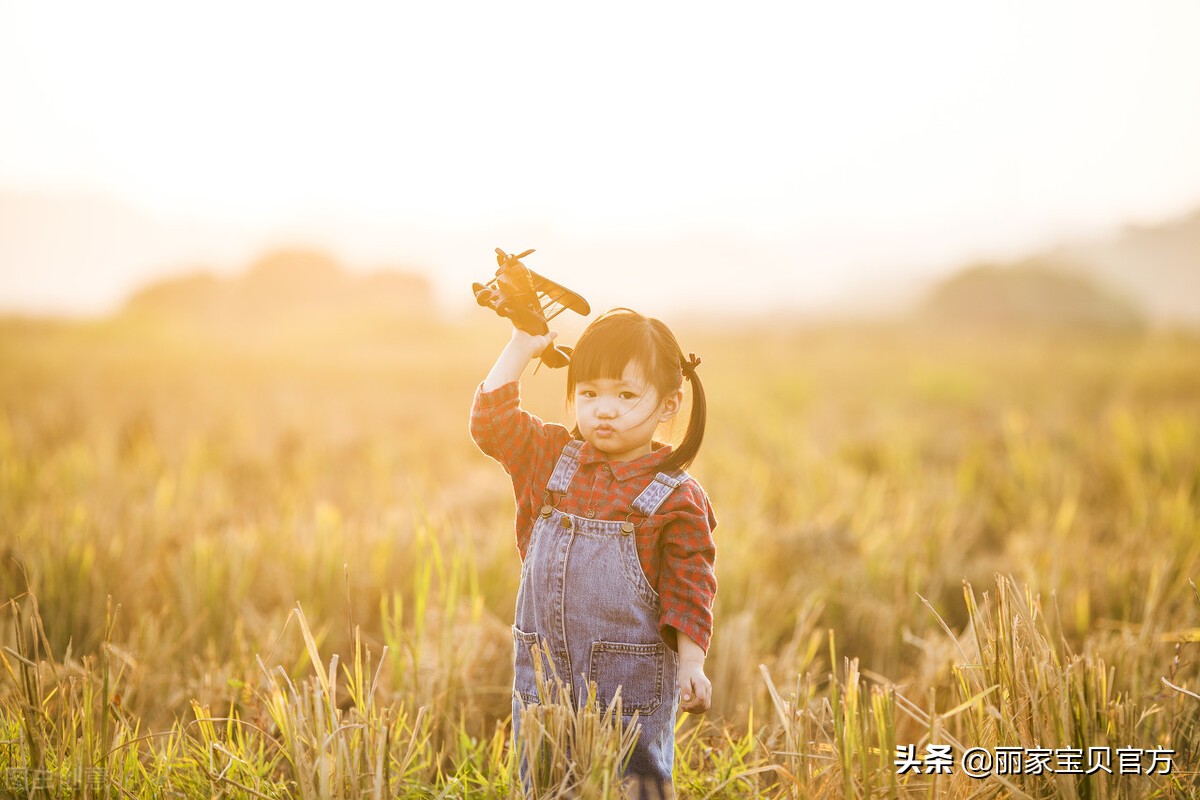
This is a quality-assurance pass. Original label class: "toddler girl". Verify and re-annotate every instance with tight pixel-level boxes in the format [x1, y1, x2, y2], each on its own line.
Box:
[470, 308, 717, 793]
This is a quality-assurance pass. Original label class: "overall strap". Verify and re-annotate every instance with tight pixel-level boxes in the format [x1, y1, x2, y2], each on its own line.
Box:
[630, 470, 691, 517]
[545, 439, 585, 496]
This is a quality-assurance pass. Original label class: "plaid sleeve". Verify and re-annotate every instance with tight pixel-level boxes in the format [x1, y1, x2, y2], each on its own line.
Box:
[469, 381, 567, 476]
[470, 381, 571, 555]
[657, 482, 718, 655]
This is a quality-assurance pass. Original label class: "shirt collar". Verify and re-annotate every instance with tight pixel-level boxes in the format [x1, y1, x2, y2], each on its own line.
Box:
[575, 439, 675, 481]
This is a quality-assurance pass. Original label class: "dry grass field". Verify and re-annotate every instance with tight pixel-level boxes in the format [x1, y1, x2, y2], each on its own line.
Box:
[1, 313, 1198, 798]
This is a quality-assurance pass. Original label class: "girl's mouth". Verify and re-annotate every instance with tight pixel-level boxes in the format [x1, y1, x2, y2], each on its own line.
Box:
[595, 424, 616, 435]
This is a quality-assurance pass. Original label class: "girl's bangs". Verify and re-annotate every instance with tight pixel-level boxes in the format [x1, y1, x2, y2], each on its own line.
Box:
[567, 317, 660, 392]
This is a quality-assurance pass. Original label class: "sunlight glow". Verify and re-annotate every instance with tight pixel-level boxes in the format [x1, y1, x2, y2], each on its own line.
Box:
[3, 1, 1200, 312]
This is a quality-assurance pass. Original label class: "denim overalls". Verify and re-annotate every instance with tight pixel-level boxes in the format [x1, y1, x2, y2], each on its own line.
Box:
[512, 439, 688, 786]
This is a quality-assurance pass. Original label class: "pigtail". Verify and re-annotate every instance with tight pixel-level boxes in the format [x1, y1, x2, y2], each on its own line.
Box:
[662, 353, 706, 472]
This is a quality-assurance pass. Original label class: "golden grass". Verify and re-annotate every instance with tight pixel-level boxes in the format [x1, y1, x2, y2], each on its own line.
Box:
[1, 315, 1198, 797]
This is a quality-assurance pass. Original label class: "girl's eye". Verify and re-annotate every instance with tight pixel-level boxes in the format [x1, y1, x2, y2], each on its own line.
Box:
[620, 392, 637, 400]
[579, 390, 597, 399]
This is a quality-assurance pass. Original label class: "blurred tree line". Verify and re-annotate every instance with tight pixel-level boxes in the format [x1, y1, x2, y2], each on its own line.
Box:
[121, 249, 434, 338]
[921, 260, 1146, 334]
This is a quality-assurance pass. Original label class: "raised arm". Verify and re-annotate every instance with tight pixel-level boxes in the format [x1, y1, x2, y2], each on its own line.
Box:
[471, 328, 571, 483]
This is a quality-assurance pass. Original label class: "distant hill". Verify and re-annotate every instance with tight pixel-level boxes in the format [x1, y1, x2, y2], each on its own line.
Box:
[1048, 208, 1200, 325]
[122, 248, 434, 330]
[915, 205, 1200, 330]
[4, 188, 1197, 323]
[920, 261, 1145, 334]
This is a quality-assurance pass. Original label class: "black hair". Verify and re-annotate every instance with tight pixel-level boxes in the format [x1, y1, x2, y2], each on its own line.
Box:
[566, 308, 706, 471]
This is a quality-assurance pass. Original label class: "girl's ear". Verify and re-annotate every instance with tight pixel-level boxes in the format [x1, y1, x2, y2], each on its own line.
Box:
[658, 388, 685, 422]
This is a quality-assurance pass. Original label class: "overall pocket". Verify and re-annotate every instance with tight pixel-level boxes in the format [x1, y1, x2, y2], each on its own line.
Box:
[588, 640, 665, 716]
[512, 626, 541, 704]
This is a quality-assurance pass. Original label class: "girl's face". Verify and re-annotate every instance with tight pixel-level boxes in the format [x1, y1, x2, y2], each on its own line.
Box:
[573, 360, 683, 462]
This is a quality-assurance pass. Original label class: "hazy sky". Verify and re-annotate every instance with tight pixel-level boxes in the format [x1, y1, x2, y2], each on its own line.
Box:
[3, 1, 1200, 313]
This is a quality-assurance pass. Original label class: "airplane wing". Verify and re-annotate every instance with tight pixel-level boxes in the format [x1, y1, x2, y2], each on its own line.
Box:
[529, 270, 591, 319]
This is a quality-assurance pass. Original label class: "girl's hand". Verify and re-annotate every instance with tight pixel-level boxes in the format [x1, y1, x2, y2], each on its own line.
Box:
[510, 327, 557, 360]
[677, 660, 712, 714]
[481, 328, 558, 391]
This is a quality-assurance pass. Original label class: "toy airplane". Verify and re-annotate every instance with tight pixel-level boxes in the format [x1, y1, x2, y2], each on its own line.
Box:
[472, 248, 591, 369]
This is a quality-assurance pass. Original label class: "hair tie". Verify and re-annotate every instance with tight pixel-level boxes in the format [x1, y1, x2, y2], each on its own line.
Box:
[680, 352, 702, 381]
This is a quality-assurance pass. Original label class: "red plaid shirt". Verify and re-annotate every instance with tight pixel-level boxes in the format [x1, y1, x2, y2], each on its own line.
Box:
[470, 381, 717, 654]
